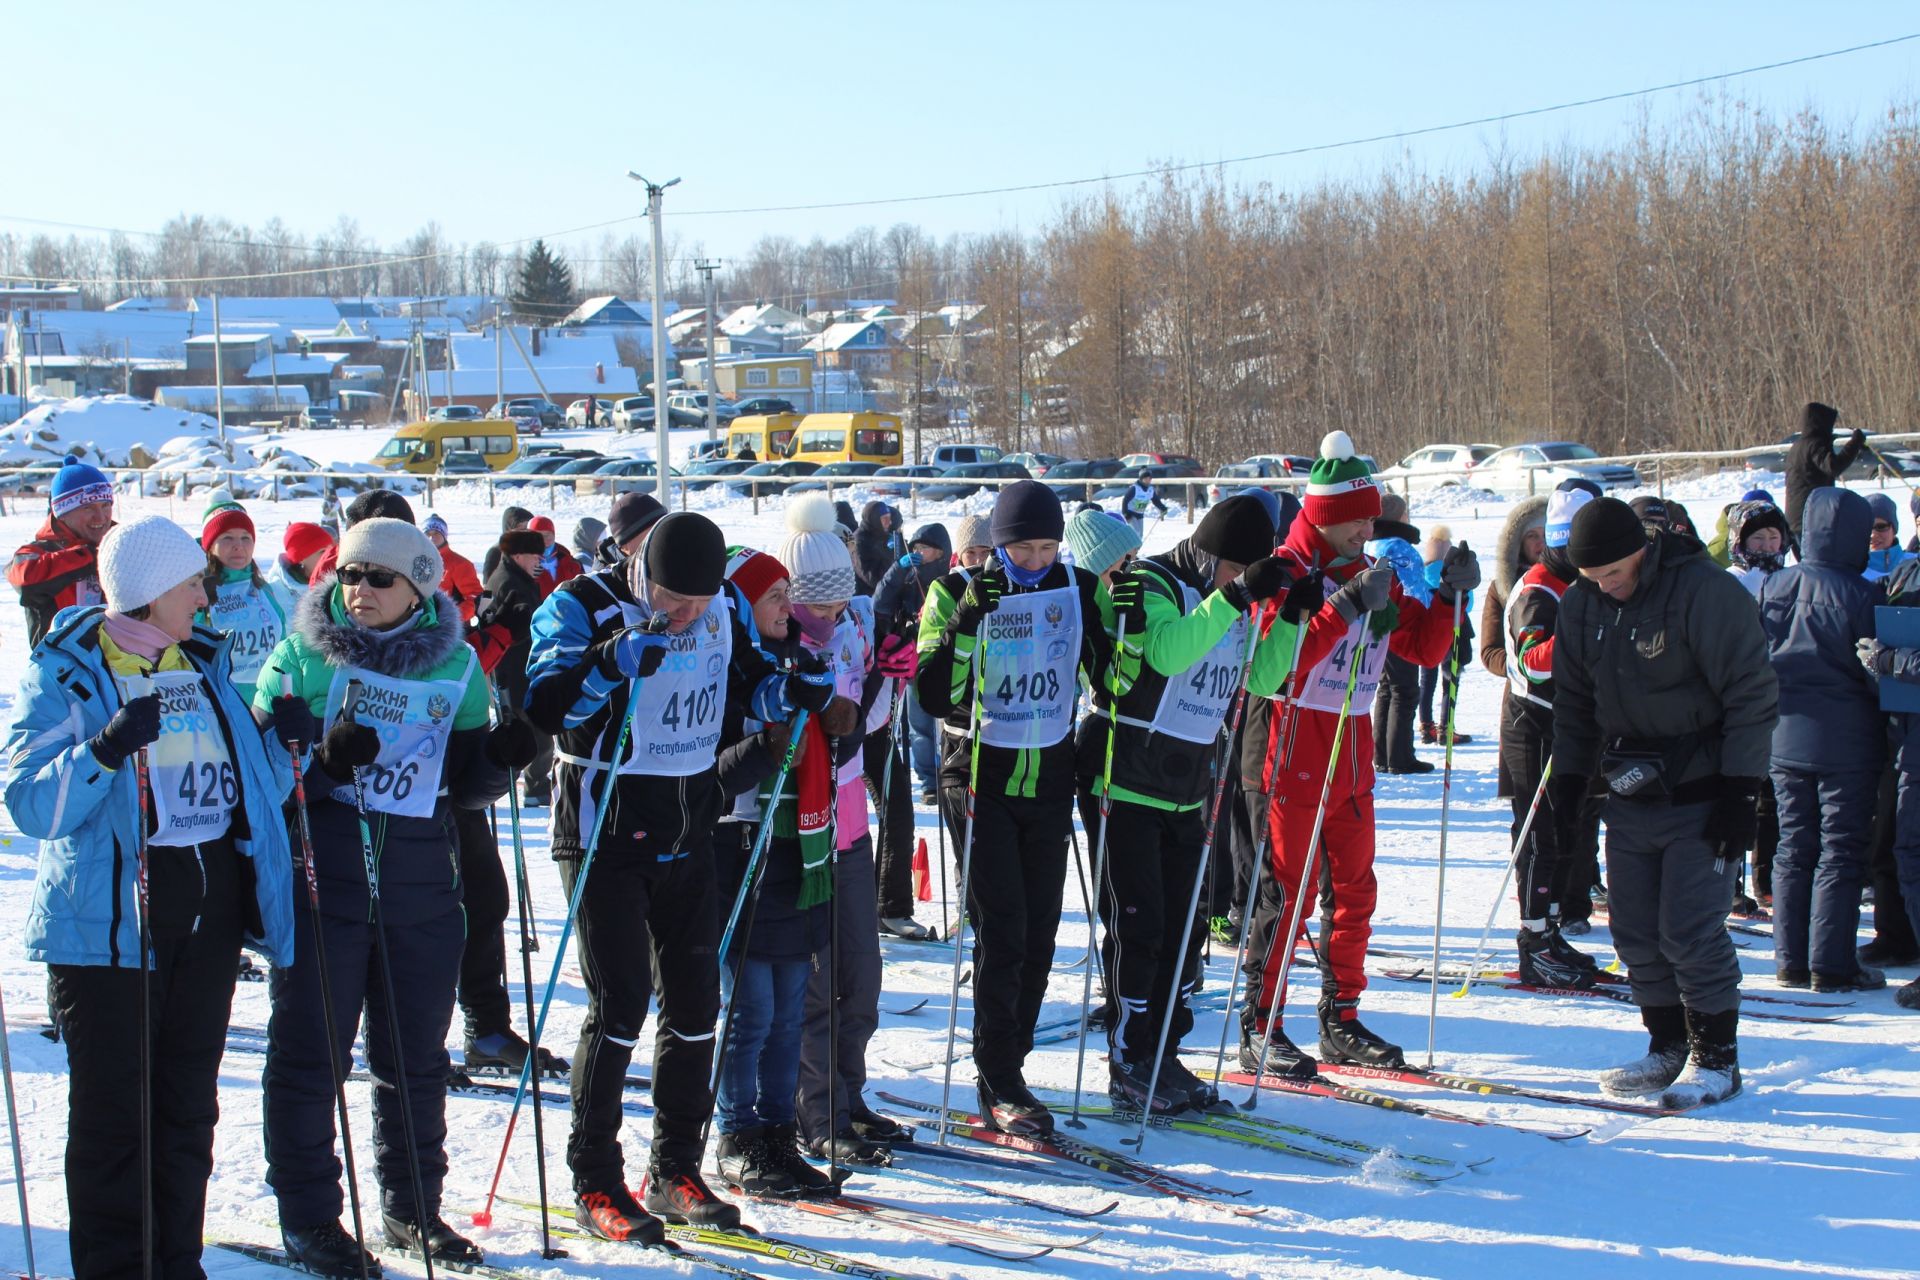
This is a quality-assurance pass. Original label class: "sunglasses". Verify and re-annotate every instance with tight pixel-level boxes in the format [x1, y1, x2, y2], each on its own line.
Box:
[337, 566, 402, 589]
[1874, 521, 1895, 533]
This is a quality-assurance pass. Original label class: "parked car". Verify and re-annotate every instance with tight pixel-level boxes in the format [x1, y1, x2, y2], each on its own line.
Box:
[611, 395, 656, 432]
[1043, 457, 1125, 504]
[439, 449, 491, 476]
[1474, 442, 1640, 494]
[868, 464, 942, 498]
[788, 460, 884, 493]
[920, 461, 1032, 502]
[576, 457, 679, 498]
[427, 404, 483, 422]
[1209, 459, 1296, 505]
[668, 391, 740, 424]
[727, 460, 821, 499]
[302, 406, 337, 430]
[1119, 451, 1203, 471]
[689, 438, 731, 461]
[488, 398, 563, 432]
[1374, 443, 1499, 491]
[1003, 451, 1068, 478]
[927, 442, 1005, 468]
[565, 397, 617, 428]
[492, 454, 577, 488]
[1094, 461, 1211, 509]
[1244, 453, 1314, 476]
[731, 396, 798, 418]
[1741, 447, 1788, 476]
[549, 454, 617, 481]
[682, 458, 755, 491]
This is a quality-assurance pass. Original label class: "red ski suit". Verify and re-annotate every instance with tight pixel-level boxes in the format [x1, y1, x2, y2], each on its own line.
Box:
[1255, 519, 1455, 1008]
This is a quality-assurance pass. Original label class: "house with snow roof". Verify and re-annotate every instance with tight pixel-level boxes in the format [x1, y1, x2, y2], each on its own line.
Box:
[801, 319, 902, 376]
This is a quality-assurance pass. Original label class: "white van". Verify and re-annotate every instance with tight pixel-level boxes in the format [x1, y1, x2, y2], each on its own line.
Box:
[927, 442, 1004, 468]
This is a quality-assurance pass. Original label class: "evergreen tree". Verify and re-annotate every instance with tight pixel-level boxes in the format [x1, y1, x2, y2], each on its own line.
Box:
[513, 239, 576, 318]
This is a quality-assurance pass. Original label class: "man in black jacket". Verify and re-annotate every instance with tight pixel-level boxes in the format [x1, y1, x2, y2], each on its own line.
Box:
[1783, 401, 1865, 537]
[1552, 498, 1778, 1110]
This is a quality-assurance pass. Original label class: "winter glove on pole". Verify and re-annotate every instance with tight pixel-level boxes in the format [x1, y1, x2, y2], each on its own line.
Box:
[1328, 562, 1395, 624]
[1279, 570, 1325, 624]
[485, 717, 540, 769]
[950, 566, 1005, 637]
[596, 626, 669, 680]
[788, 650, 836, 713]
[90, 693, 162, 771]
[1220, 555, 1292, 613]
[316, 720, 382, 782]
[1435, 541, 1481, 603]
[268, 695, 318, 753]
[1108, 571, 1150, 633]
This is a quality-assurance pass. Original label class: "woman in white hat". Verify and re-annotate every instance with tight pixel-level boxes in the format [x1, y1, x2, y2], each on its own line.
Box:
[5, 514, 302, 1280]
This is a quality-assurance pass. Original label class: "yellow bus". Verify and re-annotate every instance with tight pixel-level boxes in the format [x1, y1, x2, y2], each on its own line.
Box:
[726, 413, 802, 460]
[375, 416, 522, 474]
[784, 412, 904, 466]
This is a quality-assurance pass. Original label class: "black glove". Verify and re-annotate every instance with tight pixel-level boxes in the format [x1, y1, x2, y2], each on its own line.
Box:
[485, 717, 539, 769]
[788, 651, 835, 714]
[315, 720, 382, 782]
[1279, 571, 1325, 625]
[1328, 563, 1395, 623]
[1548, 769, 1590, 860]
[268, 695, 318, 752]
[1849, 427, 1868, 451]
[478, 599, 534, 643]
[89, 693, 161, 771]
[1220, 555, 1292, 612]
[1708, 776, 1763, 860]
[1108, 571, 1150, 634]
[1435, 542, 1481, 601]
[951, 567, 1005, 637]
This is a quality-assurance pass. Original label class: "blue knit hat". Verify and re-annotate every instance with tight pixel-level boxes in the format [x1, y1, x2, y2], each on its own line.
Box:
[1868, 492, 1899, 531]
[50, 454, 112, 518]
[1741, 488, 1775, 506]
[1064, 507, 1140, 576]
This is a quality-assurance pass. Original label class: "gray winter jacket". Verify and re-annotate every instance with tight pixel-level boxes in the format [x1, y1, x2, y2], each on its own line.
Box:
[1552, 530, 1779, 795]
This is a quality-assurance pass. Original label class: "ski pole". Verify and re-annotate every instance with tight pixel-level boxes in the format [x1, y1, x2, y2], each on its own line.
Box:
[1126, 617, 1259, 1149]
[716, 710, 810, 971]
[132, 745, 155, 1280]
[1061, 826, 1093, 972]
[0, 980, 33, 1280]
[474, 670, 638, 1228]
[1455, 760, 1554, 999]
[1210, 605, 1310, 1085]
[282, 674, 372, 1279]
[491, 684, 563, 1260]
[1242, 616, 1368, 1111]
[340, 681, 435, 1280]
[1066, 615, 1126, 1128]
[936, 639, 987, 1145]
[825, 727, 843, 1188]
[1425, 587, 1465, 1069]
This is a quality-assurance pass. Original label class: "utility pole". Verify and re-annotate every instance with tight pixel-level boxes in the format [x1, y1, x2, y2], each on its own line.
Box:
[629, 171, 681, 505]
[211, 292, 227, 452]
[696, 258, 721, 446]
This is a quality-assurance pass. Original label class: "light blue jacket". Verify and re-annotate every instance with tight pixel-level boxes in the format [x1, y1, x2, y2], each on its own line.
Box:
[7, 606, 298, 968]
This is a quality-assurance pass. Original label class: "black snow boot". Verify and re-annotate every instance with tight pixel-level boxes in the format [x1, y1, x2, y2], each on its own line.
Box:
[767, 1122, 840, 1195]
[381, 1212, 484, 1265]
[847, 1098, 911, 1144]
[1158, 1053, 1222, 1111]
[1238, 1019, 1318, 1081]
[464, 1026, 568, 1076]
[1658, 1007, 1742, 1110]
[978, 1074, 1055, 1136]
[1108, 1057, 1189, 1115]
[715, 1126, 796, 1197]
[1600, 1003, 1689, 1097]
[808, 1130, 892, 1167]
[280, 1221, 382, 1279]
[1516, 927, 1597, 989]
[1316, 995, 1406, 1068]
[574, 1183, 666, 1245]
[644, 1147, 743, 1229]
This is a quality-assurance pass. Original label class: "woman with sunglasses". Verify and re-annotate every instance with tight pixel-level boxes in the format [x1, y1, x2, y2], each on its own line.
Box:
[255, 517, 533, 1274]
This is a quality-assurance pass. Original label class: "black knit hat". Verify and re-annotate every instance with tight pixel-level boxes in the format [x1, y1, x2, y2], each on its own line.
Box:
[1628, 496, 1671, 530]
[1802, 401, 1839, 436]
[345, 489, 415, 528]
[990, 480, 1065, 546]
[645, 512, 727, 596]
[608, 491, 666, 548]
[499, 530, 544, 558]
[1567, 497, 1649, 569]
[1194, 494, 1276, 565]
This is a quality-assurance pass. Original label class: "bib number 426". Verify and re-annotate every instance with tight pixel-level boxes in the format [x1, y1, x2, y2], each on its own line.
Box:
[177, 761, 238, 809]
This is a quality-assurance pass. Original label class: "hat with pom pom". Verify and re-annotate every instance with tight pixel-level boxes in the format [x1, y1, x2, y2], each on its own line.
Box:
[50, 453, 113, 518]
[1304, 431, 1381, 526]
[780, 493, 858, 604]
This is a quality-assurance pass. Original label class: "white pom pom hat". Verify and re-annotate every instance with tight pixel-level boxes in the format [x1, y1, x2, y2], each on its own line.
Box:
[780, 493, 858, 604]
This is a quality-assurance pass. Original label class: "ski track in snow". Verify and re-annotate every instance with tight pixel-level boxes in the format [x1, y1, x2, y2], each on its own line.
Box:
[0, 428, 1915, 1278]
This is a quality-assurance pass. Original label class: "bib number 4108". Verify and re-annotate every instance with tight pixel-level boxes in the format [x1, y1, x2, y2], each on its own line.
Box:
[996, 670, 1061, 704]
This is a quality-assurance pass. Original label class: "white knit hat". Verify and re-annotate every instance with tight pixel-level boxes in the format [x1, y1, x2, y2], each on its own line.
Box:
[780, 493, 858, 605]
[98, 516, 209, 615]
[335, 517, 442, 599]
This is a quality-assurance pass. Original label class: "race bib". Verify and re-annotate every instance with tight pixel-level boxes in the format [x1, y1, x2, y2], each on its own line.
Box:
[618, 595, 732, 778]
[979, 582, 1079, 750]
[123, 671, 236, 848]
[1295, 614, 1387, 715]
[1146, 581, 1250, 744]
[208, 579, 285, 685]
[322, 651, 474, 818]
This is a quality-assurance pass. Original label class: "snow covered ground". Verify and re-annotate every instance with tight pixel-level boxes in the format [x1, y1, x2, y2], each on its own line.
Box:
[0, 443, 1915, 1280]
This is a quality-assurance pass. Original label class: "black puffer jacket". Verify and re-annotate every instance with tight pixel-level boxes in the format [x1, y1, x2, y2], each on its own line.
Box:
[1552, 530, 1778, 797]
[854, 501, 898, 596]
[1784, 401, 1865, 536]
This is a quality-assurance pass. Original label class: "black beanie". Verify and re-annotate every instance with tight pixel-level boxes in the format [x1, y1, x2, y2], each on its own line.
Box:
[608, 491, 666, 547]
[1628, 496, 1670, 530]
[645, 512, 727, 596]
[990, 480, 1065, 546]
[1802, 401, 1839, 437]
[1567, 497, 1649, 569]
[346, 489, 416, 528]
[1194, 494, 1276, 565]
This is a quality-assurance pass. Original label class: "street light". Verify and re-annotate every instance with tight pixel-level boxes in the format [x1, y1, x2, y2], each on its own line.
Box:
[629, 172, 680, 506]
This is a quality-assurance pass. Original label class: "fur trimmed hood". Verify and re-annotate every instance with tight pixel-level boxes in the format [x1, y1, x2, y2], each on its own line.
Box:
[1494, 496, 1548, 595]
[295, 575, 465, 678]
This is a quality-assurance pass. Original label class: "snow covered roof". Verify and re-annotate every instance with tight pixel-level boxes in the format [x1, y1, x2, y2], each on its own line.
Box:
[561, 295, 671, 327]
[11, 309, 199, 361]
[719, 303, 809, 336]
[245, 353, 344, 379]
[801, 320, 898, 352]
[448, 327, 623, 371]
[420, 366, 640, 398]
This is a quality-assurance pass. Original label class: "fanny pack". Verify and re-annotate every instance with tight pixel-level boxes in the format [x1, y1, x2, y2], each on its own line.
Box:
[1601, 732, 1700, 799]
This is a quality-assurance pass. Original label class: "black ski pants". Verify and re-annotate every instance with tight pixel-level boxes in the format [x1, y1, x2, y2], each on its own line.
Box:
[939, 783, 1071, 1084]
[454, 803, 512, 1037]
[864, 726, 917, 919]
[562, 847, 719, 1186]
[797, 836, 883, 1141]
[51, 919, 242, 1280]
[1371, 653, 1421, 771]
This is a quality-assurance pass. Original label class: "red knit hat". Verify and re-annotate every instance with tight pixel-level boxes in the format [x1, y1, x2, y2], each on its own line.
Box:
[282, 521, 334, 564]
[528, 515, 556, 534]
[724, 545, 790, 608]
[201, 505, 256, 552]
[1302, 430, 1382, 527]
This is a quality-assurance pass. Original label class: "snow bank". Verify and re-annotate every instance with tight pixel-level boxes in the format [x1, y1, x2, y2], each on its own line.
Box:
[1, 395, 227, 469]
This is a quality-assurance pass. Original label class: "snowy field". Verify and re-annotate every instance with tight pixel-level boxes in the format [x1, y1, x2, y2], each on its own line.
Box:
[0, 425, 1915, 1279]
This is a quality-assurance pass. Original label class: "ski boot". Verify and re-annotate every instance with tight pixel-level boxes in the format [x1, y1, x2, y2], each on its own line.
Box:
[848, 1097, 911, 1145]
[1812, 964, 1886, 993]
[767, 1122, 841, 1195]
[1238, 1019, 1318, 1081]
[1316, 995, 1406, 1068]
[575, 1183, 666, 1244]
[1600, 1004, 1688, 1097]
[1158, 1052, 1223, 1111]
[1108, 1057, 1189, 1116]
[382, 1212, 483, 1266]
[978, 1074, 1055, 1136]
[644, 1147, 743, 1229]
[1658, 1008, 1742, 1110]
[808, 1130, 892, 1167]
[1516, 927, 1597, 990]
[879, 916, 934, 941]
[465, 1026, 568, 1077]
[281, 1221, 382, 1279]
[715, 1126, 797, 1197]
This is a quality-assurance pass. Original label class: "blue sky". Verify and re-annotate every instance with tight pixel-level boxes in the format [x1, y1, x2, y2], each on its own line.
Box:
[11, 2, 1920, 268]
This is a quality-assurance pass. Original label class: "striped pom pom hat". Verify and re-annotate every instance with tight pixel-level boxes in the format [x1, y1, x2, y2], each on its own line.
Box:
[1302, 430, 1381, 526]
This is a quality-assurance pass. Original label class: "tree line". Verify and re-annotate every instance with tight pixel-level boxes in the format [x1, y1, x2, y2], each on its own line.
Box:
[7, 98, 1919, 463]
